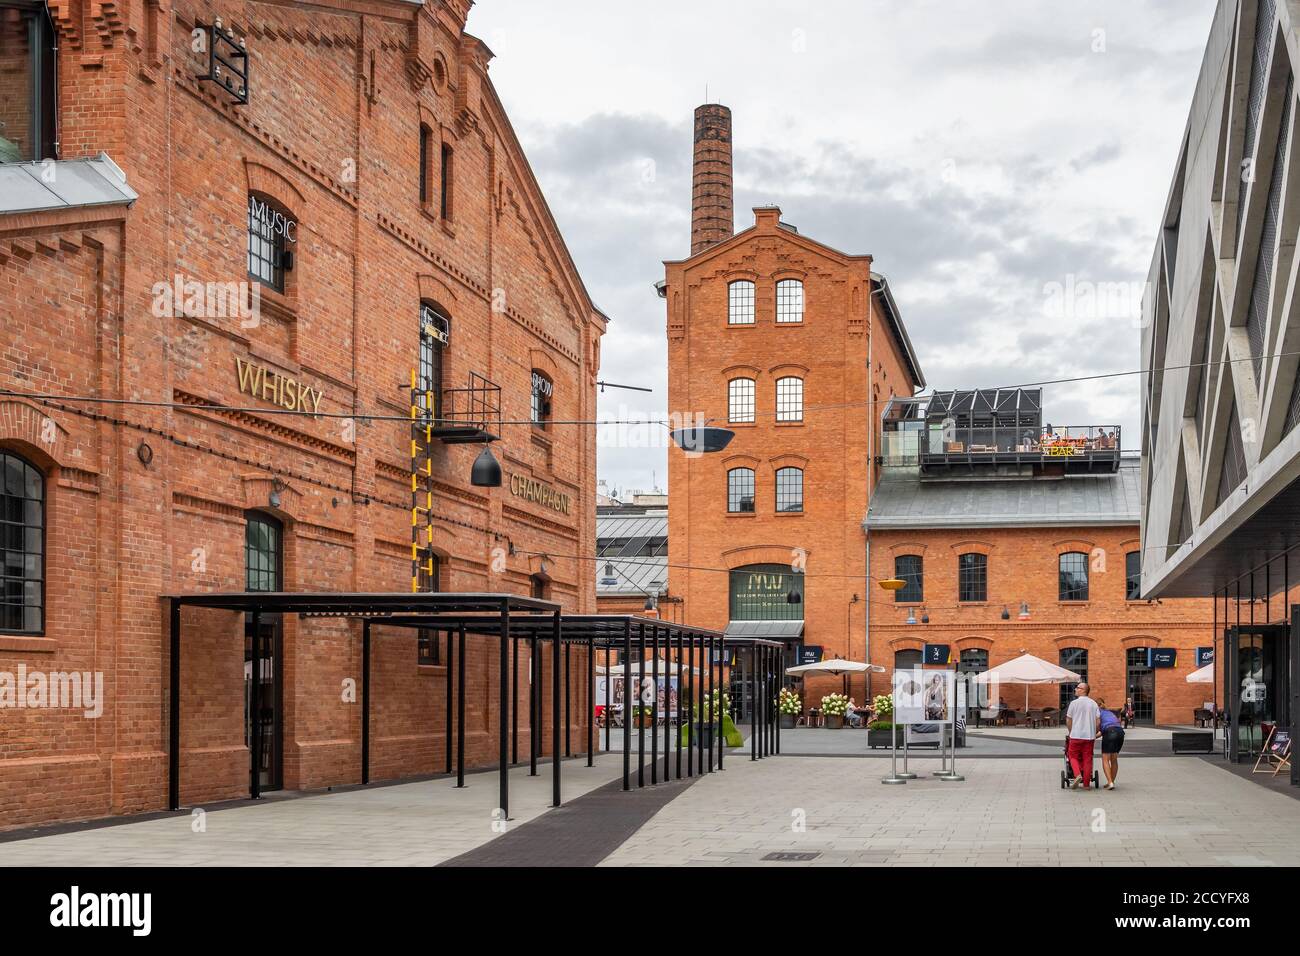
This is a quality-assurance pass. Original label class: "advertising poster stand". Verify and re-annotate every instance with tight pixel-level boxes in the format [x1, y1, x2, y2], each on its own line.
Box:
[883, 668, 964, 784]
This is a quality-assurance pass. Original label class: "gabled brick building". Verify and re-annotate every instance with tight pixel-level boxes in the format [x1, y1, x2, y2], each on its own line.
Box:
[0, 0, 603, 829]
[662, 104, 924, 714]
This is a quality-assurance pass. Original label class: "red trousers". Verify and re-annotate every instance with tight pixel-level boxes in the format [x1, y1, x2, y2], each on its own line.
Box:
[1067, 737, 1094, 787]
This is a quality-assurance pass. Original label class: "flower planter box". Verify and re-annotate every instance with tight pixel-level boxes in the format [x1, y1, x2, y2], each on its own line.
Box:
[824, 715, 845, 729]
[780, 714, 797, 730]
[868, 727, 901, 749]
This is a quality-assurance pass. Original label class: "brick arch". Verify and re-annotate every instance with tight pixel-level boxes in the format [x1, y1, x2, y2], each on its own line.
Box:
[244, 160, 306, 215]
[241, 474, 303, 524]
[949, 539, 994, 555]
[1122, 634, 1161, 648]
[528, 348, 558, 377]
[887, 636, 924, 651]
[769, 363, 809, 378]
[768, 453, 808, 470]
[417, 274, 458, 309]
[1053, 635, 1096, 648]
[721, 364, 761, 379]
[885, 541, 929, 555]
[721, 544, 806, 570]
[1118, 537, 1141, 551]
[955, 636, 994, 651]
[721, 454, 759, 469]
[1052, 537, 1095, 555]
[771, 268, 808, 282]
[722, 270, 759, 283]
[0, 400, 72, 469]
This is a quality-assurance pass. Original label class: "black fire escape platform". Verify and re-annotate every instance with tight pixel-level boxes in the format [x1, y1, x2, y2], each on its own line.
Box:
[422, 372, 502, 444]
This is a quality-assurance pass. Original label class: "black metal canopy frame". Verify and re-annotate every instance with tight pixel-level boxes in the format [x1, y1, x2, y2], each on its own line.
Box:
[164, 593, 785, 819]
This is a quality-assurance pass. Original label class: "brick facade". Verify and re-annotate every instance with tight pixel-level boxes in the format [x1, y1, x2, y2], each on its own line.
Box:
[0, 0, 603, 829]
[665, 203, 921, 687]
[867, 523, 1219, 724]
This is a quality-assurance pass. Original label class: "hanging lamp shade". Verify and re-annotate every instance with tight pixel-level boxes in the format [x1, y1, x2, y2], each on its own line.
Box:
[470, 445, 502, 487]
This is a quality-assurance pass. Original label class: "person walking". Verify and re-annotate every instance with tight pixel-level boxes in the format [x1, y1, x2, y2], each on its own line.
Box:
[1065, 682, 1100, 790]
[1096, 697, 1125, 790]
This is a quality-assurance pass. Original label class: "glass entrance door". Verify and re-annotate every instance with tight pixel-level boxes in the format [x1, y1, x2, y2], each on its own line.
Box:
[1125, 647, 1155, 725]
[244, 614, 283, 792]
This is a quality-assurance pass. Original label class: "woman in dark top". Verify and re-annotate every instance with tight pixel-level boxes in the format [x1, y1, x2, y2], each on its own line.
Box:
[1097, 698, 1125, 790]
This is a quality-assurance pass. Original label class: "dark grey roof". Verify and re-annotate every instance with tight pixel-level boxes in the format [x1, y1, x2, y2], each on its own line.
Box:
[0, 153, 137, 215]
[596, 511, 667, 596]
[724, 620, 805, 638]
[865, 457, 1140, 530]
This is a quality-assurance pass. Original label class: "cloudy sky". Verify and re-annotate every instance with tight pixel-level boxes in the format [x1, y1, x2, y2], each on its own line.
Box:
[470, 0, 1218, 494]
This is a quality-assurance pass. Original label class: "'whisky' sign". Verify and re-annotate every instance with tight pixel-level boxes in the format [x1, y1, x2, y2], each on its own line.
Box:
[236, 358, 323, 415]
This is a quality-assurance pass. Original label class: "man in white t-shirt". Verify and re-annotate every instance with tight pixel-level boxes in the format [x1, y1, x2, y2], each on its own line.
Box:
[1064, 682, 1101, 790]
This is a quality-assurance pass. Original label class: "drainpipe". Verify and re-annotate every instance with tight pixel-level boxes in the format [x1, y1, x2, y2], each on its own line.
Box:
[863, 278, 875, 701]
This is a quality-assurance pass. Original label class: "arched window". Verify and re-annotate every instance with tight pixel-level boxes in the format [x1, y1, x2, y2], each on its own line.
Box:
[1125, 550, 1141, 600]
[418, 123, 434, 205]
[894, 554, 922, 602]
[894, 648, 922, 670]
[1, 450, 44, 633]
[775, 466, 803, 512]
[775, 376, 803, 422]
[728, 378, 755, 423]
[729, 563, 802, 621]
[957, 553, 987, 602]
[245, 512, 282, 593]
[1058, 551, 1089, 601]
[531, 370, 553, 427]
[246, 193, 296, 292]
[776, 279, 804, 323]
[727, 467, 755, 513]
[419, 301, 450, 415]
[728, 280, 755, 325]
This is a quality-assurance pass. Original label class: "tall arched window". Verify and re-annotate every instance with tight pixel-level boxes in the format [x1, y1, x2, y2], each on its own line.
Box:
[531, 369, 553, 427]
[245, 512, 282, 592]
[775, 376, 803, 422]
[419, 301, 450, 416]
[775, 466, 803, 512]
[1058, 551, 1089, 601]
[776, 279, 804, 323]
[957, 553, 987, 602]
[0, 4, 56, 162]
[728, 378, 755, 423]
[247, 193, 296, 292]
[1059, 647, 1088, 711]
[727, 467, 755, 513]
[894, 554, 923, 603]
[728, 280, 755, 325]
[1, 450, 44, 633]
[1125, 550, 1141, 600]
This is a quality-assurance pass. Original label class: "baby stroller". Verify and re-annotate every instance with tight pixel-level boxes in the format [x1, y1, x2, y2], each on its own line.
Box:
[1059, 736, 1100, 789]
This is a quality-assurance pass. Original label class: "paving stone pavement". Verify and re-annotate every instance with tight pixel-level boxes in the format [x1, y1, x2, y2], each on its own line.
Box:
[598, 752, 1300, 867]
[0, 756, 629, 866]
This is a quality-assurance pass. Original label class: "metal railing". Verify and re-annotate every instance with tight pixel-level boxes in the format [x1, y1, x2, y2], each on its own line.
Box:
[921, 424, 1122, 457]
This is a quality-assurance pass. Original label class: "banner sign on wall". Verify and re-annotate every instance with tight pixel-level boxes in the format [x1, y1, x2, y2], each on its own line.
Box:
[1196, 646, 1215, 668]
[1148, 647, 1177, 669]
[923, 643, 951, 665]
[799, 645, 824, 665]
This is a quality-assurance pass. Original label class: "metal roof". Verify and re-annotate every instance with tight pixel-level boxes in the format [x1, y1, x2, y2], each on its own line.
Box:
[865, 456, 1141, 530]
[0, 153, 138, 216]
[596, 511, 668, 596]
[724, 620, 805, 639]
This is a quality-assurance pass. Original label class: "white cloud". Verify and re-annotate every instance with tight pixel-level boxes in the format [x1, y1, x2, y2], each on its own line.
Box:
[469, 0, 1217, 490]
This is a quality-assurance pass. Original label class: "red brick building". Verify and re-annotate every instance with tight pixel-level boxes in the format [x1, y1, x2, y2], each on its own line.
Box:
[663, 104, 925, 714]
[0, 0, 603, 829]
[868, 392, 1216, 725]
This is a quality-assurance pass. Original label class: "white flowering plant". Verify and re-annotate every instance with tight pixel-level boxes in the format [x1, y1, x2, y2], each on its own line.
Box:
[872, 693, 893, 717]
[820, 693, 850, 717]
[778, 687, 801, 716]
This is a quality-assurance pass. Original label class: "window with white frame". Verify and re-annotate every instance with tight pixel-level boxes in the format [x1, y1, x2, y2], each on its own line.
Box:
[775, 376, 803, 422]
[728, 378, 755, 423]
[728, 280, 755, 325]
[775, 279, 804, 323]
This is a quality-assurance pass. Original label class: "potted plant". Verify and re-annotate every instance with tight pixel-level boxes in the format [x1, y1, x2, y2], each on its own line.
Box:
[867, 694, 897, 748]
[821, 692, 849, 729]
[631, 704, 653, 728]
[690, 689, 730, 748]
[778, 687, 801, 729]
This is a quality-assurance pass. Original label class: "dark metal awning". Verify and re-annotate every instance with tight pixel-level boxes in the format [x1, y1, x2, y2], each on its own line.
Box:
[724, 620, 805, 639]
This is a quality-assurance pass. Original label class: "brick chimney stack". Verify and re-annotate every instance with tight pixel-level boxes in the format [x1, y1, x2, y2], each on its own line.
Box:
[690, 104, 734, 255]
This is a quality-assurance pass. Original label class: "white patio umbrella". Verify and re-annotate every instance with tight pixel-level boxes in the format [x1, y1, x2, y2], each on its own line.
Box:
[973, 652, 1082, 711]
[1186, 662, 1214, 684]
[785, 659, 885, 676]
[596, 658, 699, 677]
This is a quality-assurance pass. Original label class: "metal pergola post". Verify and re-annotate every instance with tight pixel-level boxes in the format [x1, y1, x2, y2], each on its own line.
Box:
[512, 635, 519, 765]
[250, 609, 262, 800]
[445, 627, 453, 775]
[456, 623, 466, 788]
[637, 621, 646, 788]
[587, 632, 594, 767]
[622, 618, 632, 791]
[687, 631, 695, 777]
[751, 646, 758, 762]
[564, 636, 572, 758]
[499, 602, 510, 820]
[716, 637, 725, 771]
[662, 626, 672, 780]
[651, 627, 659, 785]
[168, 599, 181, 811]
[552, 609, 561, 807]
[361, 618, 371, 786]
[675, 628, 684, 779]
[529, 631, 538, 777]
